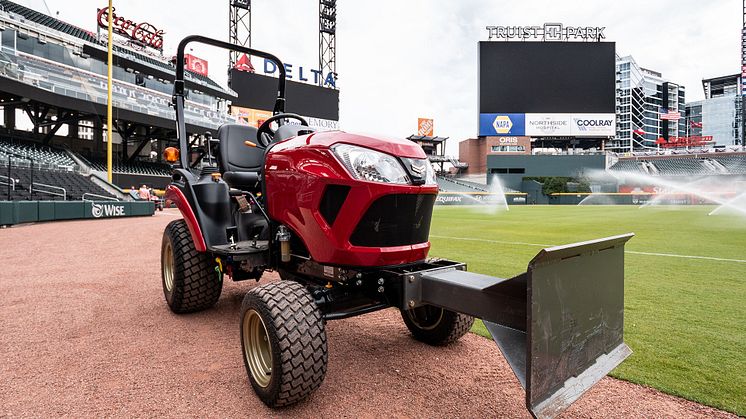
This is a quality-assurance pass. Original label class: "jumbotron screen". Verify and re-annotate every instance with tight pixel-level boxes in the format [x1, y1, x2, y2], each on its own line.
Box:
[478, 41, 616, 137]
[229, 69, 339, 121]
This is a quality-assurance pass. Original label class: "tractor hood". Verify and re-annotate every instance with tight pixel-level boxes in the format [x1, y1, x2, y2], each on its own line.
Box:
[273, 131, 428, 159]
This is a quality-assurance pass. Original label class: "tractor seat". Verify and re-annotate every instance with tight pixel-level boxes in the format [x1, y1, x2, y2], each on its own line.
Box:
[216, 124, 264, 191]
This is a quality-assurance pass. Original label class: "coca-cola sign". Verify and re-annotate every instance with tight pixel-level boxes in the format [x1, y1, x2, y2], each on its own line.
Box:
[97, 7, 164, 50]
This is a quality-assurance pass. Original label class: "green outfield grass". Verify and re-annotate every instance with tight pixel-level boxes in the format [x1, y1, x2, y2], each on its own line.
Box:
[428, 205, 746, 415]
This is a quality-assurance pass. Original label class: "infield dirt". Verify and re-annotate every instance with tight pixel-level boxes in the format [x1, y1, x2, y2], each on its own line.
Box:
[0, 210, 736, 418]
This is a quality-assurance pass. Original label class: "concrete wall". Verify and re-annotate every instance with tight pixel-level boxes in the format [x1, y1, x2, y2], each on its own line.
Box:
[487, 154, 606, 191]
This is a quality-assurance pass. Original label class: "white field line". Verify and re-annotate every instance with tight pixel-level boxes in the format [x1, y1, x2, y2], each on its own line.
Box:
[430, 235, 746, 264]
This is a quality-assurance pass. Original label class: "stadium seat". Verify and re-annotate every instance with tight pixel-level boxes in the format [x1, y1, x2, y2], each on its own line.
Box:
[0, 166, 116, 201]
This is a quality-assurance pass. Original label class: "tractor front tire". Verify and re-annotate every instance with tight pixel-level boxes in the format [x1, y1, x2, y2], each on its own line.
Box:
[161, 219, 222, 313]
[401, 305, 474, 346]
[240, 281, 327, 407]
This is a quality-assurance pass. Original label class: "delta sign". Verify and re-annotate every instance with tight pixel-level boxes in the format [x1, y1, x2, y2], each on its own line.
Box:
[263, 59, 336, 88]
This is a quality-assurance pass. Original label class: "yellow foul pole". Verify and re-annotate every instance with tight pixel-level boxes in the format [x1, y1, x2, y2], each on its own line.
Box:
[106, 0, 113, 183]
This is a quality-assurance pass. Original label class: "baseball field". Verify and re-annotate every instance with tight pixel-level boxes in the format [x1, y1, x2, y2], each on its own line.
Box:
[428, 205, 746, 416]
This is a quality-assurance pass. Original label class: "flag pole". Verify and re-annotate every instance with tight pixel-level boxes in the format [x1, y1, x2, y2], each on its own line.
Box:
[106, 0, 113, 183]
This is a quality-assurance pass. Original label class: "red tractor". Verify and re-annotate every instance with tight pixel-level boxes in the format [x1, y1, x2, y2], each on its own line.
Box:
[161, 36, 633, 418]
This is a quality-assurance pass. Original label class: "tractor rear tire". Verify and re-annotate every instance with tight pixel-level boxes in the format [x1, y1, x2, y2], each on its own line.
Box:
[401, 305, 474, 346]
[161, 219, 222, 313]
[240, 281, 327, 407]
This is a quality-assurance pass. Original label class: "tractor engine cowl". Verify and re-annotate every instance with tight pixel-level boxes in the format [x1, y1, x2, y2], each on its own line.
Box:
[264, 131, 439, 267]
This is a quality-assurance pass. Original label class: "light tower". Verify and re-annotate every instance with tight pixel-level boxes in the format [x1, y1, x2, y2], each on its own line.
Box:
[319, 0, 337, 87]
[229, 0, 251, 72]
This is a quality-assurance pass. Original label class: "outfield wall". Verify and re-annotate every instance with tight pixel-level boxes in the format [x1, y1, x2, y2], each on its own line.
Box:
[0, 200, 155, 226]
[434, 192, 720, 206]
[435, 192, 527, 205]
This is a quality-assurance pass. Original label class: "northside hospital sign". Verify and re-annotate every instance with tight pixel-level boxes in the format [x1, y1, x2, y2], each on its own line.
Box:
[486, 24, 606, 42]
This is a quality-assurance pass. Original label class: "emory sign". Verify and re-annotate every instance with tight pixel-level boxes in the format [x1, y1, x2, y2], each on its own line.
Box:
[97, 7, 164, 50]
[486, 23, 605, 42]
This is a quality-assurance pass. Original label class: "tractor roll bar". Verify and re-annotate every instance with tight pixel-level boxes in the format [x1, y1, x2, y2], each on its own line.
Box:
[172, 35, 287, 169]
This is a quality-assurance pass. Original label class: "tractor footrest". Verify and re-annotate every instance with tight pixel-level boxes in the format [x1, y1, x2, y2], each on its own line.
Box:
[210, 240, 269, 263]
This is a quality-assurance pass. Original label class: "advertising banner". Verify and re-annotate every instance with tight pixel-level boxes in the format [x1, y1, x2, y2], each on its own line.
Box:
[231, 106, 273, 128]
[435, 193, 526, 205]
[569, 113, 615, 136]
[185, 54, 209, 77]
[525, 113, 572, 136]
[418, 118, 434, 136]
[480, 113, 614, 137]
[231, 106, 339, 131]
[479, 113, 526, 136]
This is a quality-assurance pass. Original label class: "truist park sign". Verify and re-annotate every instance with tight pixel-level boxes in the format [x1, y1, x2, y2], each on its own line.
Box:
[486, 23, 605, 42]
[97, 7, 164, 50]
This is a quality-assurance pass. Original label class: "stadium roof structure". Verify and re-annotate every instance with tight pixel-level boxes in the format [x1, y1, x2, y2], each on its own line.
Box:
[0, 0, 242, 162]
[0, 0, 230, 97]
[406, 135, 448, 144]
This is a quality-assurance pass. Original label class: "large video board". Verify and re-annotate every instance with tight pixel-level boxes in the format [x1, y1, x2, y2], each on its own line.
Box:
[229, 69, 339, 121]
[478, 41, 615, 137]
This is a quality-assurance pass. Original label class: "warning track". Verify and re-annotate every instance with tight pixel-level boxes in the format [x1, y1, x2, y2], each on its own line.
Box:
[0, 211, 735, 418]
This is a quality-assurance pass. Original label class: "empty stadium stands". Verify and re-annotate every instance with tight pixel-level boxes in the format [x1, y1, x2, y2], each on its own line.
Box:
[0, 139, 76, 170]
[87, 159, 171, 177]
[652, 158, 711, 176]
[0, 139, 119, 201]
[0, 166, 116, 200]
[609, 154, 746, 176]
[608, 160, 646, 173]
[716, 156, 746, 174]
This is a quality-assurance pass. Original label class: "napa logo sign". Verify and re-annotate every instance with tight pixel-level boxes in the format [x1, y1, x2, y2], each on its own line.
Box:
[479, 113, 525, 136]
[91, 203, 126, 218]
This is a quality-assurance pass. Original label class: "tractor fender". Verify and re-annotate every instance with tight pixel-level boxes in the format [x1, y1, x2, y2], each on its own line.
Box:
[165, 185, 207, 252]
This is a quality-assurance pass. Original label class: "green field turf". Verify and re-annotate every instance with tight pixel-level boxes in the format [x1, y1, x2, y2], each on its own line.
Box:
[428, 205, 746, 415]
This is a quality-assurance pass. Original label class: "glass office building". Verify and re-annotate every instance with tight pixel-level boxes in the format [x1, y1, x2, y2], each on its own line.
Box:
[685, 75, 742, 146]
[613, 55, 686, 152]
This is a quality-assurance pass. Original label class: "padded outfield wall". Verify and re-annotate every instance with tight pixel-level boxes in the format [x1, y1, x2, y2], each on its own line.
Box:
[0, 200, 155, 226]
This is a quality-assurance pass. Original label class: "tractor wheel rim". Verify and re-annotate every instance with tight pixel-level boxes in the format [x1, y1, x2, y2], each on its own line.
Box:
[162, 240, 174, 292]
[407, 305, 444, 331]
[243, 309, 272, 388]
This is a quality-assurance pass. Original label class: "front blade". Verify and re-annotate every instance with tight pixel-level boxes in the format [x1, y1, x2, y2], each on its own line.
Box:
[525, 233, 633, 418]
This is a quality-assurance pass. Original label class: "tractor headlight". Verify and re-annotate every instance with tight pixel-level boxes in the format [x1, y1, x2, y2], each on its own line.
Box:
[332, 144, 410, 184]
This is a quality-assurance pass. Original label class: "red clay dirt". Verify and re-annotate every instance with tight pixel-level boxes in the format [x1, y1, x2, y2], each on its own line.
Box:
[0, 210, 736, 418]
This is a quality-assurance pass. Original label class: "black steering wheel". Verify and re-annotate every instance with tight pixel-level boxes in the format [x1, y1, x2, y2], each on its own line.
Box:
[256, 113, 309, 147]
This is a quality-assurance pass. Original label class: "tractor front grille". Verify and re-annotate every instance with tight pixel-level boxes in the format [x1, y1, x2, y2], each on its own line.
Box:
[349, 194, 435, 247]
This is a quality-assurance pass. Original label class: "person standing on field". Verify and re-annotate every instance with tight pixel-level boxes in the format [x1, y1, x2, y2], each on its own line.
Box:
[138, 184, 151, 201]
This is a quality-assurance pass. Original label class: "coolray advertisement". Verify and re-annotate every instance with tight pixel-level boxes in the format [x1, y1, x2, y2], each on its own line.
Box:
[570, 113, 615, 136]
[479, 113, 614, 136]
[479, 42, 615, 115]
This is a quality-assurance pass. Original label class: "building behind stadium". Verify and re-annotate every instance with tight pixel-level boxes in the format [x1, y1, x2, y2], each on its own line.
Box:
[448, 23, 745, 203]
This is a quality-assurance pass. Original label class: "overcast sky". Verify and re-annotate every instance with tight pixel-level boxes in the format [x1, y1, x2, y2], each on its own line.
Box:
[28, 0, 745, 154]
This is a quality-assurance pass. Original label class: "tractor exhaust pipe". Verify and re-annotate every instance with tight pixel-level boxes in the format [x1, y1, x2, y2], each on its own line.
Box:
[405, 233, 634, 418]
